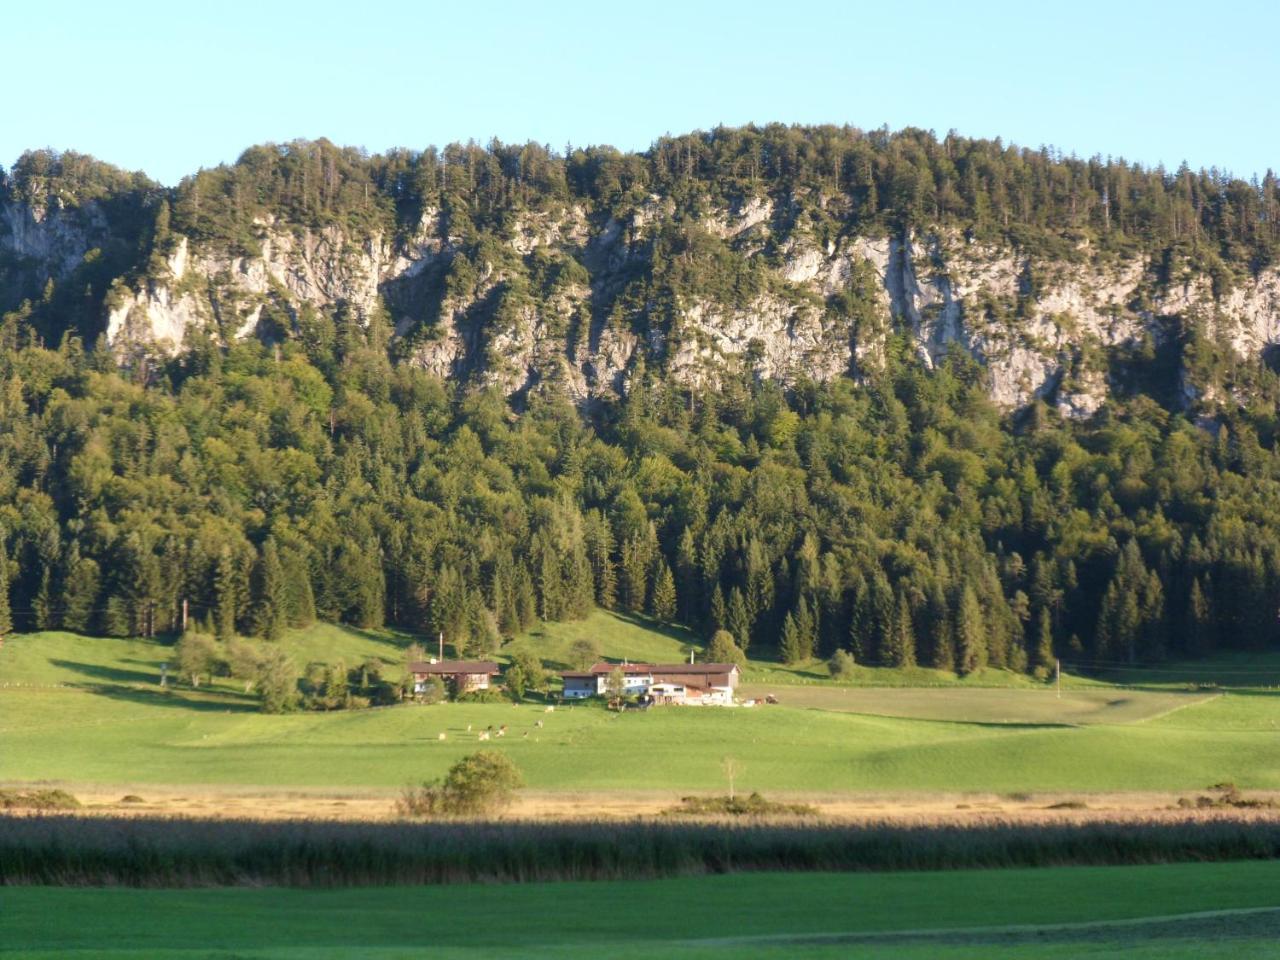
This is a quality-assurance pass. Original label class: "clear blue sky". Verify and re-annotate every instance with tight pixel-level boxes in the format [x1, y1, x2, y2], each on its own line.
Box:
[6, 0, 1276, 185]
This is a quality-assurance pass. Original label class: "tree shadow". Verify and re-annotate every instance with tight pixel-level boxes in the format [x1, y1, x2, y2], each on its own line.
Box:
[81, 683, 260, 714]
[46, 660, 258, 713]
[49, 659, 158, 686]
[606, 610, 703, 647]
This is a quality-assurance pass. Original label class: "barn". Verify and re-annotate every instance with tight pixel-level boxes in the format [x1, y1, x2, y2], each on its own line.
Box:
[559, 662, 740, 705]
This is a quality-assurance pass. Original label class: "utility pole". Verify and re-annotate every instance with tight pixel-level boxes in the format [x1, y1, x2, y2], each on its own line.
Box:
[438, 631, 444, 662]
[1055, 658, 1061, 699]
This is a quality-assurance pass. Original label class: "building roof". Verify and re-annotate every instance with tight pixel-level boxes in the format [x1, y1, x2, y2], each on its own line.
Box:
[409, 660, 500, 675]
[586, 662, 740, 676]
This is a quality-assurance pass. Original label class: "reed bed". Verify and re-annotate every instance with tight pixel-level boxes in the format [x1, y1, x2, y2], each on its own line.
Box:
[4, 812, 1280, 887]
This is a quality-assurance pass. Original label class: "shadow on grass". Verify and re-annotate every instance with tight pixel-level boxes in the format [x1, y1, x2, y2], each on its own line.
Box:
[46, 660, 258, 714]
[49, 659, 157, 686]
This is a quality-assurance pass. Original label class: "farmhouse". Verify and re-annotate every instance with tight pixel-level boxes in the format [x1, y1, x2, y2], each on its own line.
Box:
[560, 662, 740, 705]
[408, 660, 500, 695]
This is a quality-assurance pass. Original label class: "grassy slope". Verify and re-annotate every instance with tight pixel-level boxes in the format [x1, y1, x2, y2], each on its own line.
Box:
[2, 618, 1278, 792]
[6, 863, 1280, 959]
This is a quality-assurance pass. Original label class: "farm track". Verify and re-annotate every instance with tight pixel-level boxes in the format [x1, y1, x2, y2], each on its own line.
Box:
[692, 905, 1280, 948]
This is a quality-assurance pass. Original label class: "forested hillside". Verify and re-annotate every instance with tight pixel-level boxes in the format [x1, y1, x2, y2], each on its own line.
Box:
[2, 125, 1280, 671]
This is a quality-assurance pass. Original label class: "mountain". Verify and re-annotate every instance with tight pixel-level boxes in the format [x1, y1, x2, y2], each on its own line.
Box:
[4, 127, 1278, 417]
[1, 126, 1279, 677]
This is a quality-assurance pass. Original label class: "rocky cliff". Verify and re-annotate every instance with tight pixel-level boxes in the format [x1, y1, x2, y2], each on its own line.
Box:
[4, 134, 1278, 418]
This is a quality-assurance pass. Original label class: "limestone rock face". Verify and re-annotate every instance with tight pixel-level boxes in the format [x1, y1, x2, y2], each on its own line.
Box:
[2, 199, 106, 280]
[7, 187, 1280, 416]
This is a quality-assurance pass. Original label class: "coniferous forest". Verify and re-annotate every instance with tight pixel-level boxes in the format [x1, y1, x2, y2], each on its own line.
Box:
[2, 124, 1280, 672]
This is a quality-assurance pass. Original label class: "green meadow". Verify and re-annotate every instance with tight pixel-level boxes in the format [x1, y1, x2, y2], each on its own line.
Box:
[5, 862, 1280, 959]
[1, 611, 1277, 793]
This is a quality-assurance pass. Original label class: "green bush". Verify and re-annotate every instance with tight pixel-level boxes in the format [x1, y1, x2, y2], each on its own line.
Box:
[399, 750, 524, 818]
[456, 686, 506, 704]
[828, 649, 857, 680]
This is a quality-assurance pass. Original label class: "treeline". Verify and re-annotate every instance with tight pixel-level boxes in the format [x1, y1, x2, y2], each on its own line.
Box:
[2, 307, 1280, 673]
[7, 123, 1278, 298]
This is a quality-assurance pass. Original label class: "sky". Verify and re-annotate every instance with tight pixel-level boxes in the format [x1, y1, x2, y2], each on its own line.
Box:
[5, 0, 1276, 185]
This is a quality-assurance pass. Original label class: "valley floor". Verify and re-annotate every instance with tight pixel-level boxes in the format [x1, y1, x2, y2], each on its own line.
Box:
[6, 863, 1280, 959]
[2, 621, 1278, 795]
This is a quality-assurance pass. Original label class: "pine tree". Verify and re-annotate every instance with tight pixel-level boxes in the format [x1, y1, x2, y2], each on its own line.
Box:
[1033, 606, 1055, 674]
[676, 527, 698, 623]
[282, 548, 316, 628]
[779, 611, 805, 664]
[1186, 576, 1215, 656]
[214, 548, 238, 640]
[709, 583, 727, 634]
[745, 537, 774, 624]
[61, 548, 100, 634]
[565, 536, 595, 619]
[0, 551, 11, 638]
[620, 535, 649, 613]
[779, 597, 815, 663]
[727, 586, 752, 652]
[514, 562, 537, 630]
[956, 585, 986, 676]
[33, 566, 54, 631]
[926, 581, 954, 671]
[847, 575, 869, 663]
[868, 572, 895, 665]
[889, 589, 916, 668]
[650, 558, 677, 623]
[585, 512, 617, 609]
[354, 544, 385, 629]
[491, 555, 516, 637]
[252, 538, 287, 641]
[538, 535, 563, 621]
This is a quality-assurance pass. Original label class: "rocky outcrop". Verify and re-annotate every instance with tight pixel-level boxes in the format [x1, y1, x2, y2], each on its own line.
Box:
[9, 188, 1280, 417]
[1, 199, 106, 282]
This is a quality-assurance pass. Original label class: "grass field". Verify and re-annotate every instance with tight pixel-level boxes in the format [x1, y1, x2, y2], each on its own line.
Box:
[1, 615, 1278, 794]
[5, 862, 1280, 958]
[737, 684, 1218, 725]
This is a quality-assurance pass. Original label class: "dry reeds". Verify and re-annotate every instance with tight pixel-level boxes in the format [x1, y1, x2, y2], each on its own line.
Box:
[2, 812, 1279, 887]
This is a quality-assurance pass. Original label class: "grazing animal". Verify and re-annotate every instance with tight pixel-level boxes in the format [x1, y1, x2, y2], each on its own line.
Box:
[466, 724, 472, 733]
[495, 724, 508, 738]
[478, 730, 490, 741]
[535, 720, 544, 728]
[522, 731, 529, 739]
[437, 732, 447, 741]
[544, 706, 555, 713]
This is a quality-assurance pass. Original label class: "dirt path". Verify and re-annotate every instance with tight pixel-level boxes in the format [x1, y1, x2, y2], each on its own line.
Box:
[693, 905, 1280, 949]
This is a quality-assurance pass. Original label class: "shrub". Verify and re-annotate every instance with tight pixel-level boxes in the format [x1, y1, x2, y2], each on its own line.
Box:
[173, 630, 219, 687]
[256, 649, 299, 713]
[0, 789, 80, 810]
[504, 651, 547, 700]
[415, 678, 446, 704]
[827, 649, 857, 680]
[664, 792, 818, 817]
[456, 686, 506, 704]
[399, 751, 524, 818]
[707, 630, 746, 668]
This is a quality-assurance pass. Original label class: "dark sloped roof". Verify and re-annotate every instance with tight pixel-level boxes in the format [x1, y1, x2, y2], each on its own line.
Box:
[587, 662, 740, 675]
[409, 660, 500, 675]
